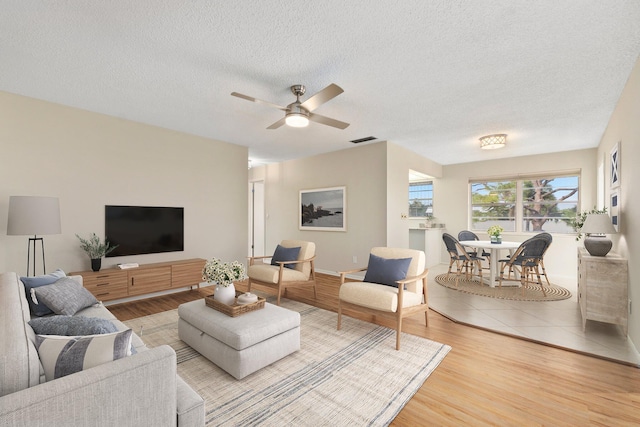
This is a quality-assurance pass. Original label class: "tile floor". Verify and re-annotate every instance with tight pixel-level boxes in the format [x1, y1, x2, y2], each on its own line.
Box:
[427, 263, 640, 366]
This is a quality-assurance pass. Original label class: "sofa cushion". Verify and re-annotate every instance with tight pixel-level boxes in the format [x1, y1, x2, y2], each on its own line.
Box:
[35, 329, 133, 381]
[363, 253, 412, 288]
[29, 316, 118, 336]
[271, 244, 301, 269]
[34, 277, 98, 316]
[20, 269, 66, 316]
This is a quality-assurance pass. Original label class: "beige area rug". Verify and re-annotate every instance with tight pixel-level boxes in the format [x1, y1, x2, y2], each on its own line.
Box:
[124, 299, 451, 426]
[435, 273, 572, 301]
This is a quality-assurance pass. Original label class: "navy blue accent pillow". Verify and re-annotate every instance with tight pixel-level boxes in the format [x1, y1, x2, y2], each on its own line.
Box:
[363, 254, 412, 288]
[21, 269, 66, 316]
[271, 245, 301, 269]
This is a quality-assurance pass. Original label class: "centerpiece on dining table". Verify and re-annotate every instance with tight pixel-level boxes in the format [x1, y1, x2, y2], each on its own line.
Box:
[487, 225, 504, 244]
[202, 258, 246, 305]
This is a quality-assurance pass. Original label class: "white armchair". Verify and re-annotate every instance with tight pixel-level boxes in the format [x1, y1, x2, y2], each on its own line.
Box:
[337, 247, 429, 350]
[247, 240, 317, 305]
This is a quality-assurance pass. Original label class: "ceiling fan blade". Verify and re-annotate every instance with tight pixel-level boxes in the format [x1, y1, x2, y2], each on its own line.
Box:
[300, 84, 344, 112]
[231, 92, 287, 111]
[266, 117, 287, 130]
[308, 112, 350, 129]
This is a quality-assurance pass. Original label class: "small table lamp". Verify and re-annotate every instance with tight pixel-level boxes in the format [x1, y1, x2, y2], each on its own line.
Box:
[581, 213, 617, 257]
[7, 196, 61, 276]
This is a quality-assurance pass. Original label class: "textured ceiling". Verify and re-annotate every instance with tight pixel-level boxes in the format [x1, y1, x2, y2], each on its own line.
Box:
[2, 1, 640, 166]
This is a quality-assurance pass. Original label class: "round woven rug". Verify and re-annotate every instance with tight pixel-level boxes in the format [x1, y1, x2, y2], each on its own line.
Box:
[434, 274, 572, 301]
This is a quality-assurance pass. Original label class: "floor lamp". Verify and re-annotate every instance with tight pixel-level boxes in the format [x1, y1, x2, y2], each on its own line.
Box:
[7, 196, 61, 276]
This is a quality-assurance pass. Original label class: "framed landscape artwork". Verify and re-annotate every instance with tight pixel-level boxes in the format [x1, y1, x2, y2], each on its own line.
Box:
[299, 186, 346, 231]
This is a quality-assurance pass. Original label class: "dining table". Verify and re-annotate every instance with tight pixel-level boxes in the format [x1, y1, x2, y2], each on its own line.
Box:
[458, 240, 521, 287]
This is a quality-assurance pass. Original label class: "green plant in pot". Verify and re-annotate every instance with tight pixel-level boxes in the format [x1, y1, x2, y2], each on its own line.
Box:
[76, 233, 118, 271]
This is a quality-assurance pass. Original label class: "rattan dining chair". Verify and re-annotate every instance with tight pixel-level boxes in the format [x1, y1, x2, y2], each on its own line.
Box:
[442, 233, 484, 286]
[497, 235, 550, 295]
[457, 230, 491, 270]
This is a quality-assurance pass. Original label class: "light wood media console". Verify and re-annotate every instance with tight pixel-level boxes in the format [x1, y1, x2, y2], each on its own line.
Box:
[71, 258, 206, 302]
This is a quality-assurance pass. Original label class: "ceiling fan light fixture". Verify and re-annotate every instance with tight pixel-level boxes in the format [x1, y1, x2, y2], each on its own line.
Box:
[480, 134, 507, 150]
[285, 112, 309, 128]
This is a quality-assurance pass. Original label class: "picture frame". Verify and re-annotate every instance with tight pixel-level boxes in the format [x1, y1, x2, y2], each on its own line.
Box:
[610, 141, 620, 188]
[610, 189, 620, 232]
[299, 186, 346, 231]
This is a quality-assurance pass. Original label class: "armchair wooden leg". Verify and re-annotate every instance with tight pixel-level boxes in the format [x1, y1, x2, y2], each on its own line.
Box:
[337, 301, 342, 331]
[396, 316, 402, 351]
[247, 279, 252, 292]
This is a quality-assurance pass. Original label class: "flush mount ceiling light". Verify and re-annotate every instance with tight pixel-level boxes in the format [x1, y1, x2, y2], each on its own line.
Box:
[480, 134, 507, 150]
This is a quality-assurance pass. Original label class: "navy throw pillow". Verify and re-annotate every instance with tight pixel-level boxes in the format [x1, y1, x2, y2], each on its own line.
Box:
[271, 245, 301, 269]
[363, 254, 412, 288]
[21, 269, 66, 316]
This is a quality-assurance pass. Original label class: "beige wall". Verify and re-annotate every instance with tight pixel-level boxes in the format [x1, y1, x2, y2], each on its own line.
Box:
[255, 141, 443, 274]
[386, 142, 443, 248]
[439, 149, 598, 283]
[257, 142, 389, 273]
[597, 55, 640, 346]
[0, 91, 248, 276]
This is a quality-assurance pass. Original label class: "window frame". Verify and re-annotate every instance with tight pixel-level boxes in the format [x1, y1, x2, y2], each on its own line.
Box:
[409, 180, 434, 218]
[469, 172, 580, 234]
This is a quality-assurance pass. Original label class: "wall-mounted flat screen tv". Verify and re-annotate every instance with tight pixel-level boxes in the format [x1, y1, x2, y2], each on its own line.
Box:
[105, 205, 184, 257]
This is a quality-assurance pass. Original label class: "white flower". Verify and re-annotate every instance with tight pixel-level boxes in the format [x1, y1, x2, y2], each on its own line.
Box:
[487, 225, 504, 237]
[202, 258, 246, 287]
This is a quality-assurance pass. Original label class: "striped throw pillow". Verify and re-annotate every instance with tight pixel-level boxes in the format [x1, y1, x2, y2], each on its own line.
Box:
[35, 329, 133, 381]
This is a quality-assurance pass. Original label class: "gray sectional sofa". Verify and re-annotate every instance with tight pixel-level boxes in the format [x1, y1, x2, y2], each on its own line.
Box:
[0, 272, 205, 426]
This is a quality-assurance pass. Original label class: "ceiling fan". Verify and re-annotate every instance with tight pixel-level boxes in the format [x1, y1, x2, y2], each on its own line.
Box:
[231, 83, 349, 130]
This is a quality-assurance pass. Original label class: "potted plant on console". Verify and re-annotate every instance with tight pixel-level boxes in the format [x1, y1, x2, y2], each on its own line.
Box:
[76, 233, 118, 272]
[202, 258, 246, 305]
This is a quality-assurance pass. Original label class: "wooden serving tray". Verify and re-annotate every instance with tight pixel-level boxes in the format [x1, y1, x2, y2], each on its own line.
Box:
[204, 291, 266, 317]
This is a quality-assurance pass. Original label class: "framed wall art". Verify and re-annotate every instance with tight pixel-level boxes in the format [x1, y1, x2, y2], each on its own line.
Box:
[610, 141, 621, 188]
[610, 189, 620, 232]
[299, 186, 346, 231]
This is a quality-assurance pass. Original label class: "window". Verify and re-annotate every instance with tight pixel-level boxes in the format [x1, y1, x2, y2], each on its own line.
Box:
[471, 174, 579, 234]
[470, 181, 516, 231]
[409, 181, 433, 217]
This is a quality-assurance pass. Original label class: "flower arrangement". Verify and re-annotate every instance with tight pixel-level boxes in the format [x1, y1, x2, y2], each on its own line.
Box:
[76, 233, 118, 259]
[487, 225, 504, 237]
[202, 258, 245, 287]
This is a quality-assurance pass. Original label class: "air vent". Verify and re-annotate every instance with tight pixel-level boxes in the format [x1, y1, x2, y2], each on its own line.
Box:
[350, 136, 377, 144]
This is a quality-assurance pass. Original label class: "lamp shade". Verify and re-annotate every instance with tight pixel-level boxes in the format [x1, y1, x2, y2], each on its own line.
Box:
[581, 213, 617, 235]
[7, 196, 61, 236]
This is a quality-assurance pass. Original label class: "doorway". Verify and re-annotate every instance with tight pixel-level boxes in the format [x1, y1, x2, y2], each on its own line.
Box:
[248, 181, 265, 257]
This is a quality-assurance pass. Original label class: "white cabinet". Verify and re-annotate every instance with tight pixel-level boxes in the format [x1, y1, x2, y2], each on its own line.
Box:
[577, 248, 628, 334]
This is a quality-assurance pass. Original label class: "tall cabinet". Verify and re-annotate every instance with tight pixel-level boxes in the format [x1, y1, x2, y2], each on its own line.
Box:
[577, 248, 628, 334]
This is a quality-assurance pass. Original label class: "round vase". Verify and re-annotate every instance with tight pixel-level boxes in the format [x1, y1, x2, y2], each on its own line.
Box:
[91, 258, 102, 272]
[214, 283, 236, 305]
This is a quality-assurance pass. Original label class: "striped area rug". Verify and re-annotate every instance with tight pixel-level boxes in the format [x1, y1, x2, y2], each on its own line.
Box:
[435, 273, 572, 301]
[124, 299, 450, 426]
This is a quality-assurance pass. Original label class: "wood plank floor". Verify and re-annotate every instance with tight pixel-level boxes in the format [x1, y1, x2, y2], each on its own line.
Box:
[109, 273, 640, 426]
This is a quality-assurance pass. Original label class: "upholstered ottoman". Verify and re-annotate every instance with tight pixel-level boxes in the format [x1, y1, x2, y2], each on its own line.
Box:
[178, 299, 300, 379]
